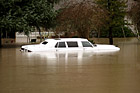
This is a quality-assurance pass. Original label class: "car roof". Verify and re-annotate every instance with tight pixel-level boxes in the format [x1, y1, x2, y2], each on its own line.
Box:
[44, 38, 88, 42]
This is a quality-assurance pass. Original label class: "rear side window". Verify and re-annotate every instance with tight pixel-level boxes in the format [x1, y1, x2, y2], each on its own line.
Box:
[82, 41, 93, 47]
[67, 41, 78, 47]
[55, 42, 66, 48]
[42, 41, 48, 45]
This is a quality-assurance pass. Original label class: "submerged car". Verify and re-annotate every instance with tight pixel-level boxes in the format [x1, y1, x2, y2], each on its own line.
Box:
[20, 38, 120, 52]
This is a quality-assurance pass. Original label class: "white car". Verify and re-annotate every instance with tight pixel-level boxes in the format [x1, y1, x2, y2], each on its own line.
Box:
[20, 38, 120, 52]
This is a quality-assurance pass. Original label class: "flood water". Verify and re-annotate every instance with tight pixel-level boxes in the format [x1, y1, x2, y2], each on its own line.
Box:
[0, 38, 140, 93]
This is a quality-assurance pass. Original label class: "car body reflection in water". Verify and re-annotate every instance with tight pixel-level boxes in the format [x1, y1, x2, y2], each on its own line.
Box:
[25, 50, 119, 65]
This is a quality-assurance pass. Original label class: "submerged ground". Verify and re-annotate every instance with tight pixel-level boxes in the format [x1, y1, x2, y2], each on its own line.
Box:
[0, 38, 140, 93]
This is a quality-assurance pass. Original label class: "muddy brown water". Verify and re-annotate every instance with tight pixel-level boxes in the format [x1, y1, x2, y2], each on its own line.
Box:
[0, 38, 140, 93]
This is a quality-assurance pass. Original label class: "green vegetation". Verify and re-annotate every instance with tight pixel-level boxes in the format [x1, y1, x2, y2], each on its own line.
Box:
[0, 0, 60, 47]
[129, 0, 140, 34]
[0, 0, 137, 47]
[100, 26, 134, 38]
[95, 0, 128, 44]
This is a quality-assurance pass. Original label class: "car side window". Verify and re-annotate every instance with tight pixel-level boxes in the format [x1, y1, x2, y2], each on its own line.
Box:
[42, 41, 48, 45]
[67, 41, 78, 47]
[82, 41, 93, 47]
[55, 42, 66, 48]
